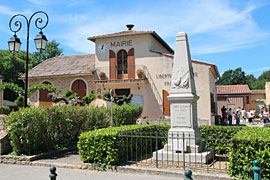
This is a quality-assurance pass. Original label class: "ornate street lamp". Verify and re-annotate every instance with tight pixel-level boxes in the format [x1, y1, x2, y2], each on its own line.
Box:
[8, 11, 49, 107]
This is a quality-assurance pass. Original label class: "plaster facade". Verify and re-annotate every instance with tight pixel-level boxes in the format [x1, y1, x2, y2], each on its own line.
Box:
[266, 82, 270, 107]
[0, 75, 3, 106]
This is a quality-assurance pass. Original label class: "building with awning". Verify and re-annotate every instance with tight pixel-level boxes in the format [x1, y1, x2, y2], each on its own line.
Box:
[217, 84, 266, 116]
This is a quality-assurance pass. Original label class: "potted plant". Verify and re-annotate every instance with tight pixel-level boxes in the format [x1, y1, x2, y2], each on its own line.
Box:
[136, 69, 144, 79]
[99, 71, 106, 80]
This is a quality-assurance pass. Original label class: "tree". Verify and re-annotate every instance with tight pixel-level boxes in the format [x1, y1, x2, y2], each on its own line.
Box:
[250, 79, 268, 89]
[258, 70, 270, 81]
[246, 74, 256, 88]
[0, 50, 37, 101]
[216, 68, 247, 85]
[33, 40, 63, 65]
[250, 70, 270, 89]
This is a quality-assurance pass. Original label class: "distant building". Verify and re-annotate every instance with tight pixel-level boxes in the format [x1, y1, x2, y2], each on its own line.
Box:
[0, 75, 3, 106]
[23, 26, 219, 125]
[217, 84, 266, 116]
[266, 82, 270, 108]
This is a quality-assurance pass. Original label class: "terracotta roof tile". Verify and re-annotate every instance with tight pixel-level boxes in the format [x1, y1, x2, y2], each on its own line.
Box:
[22, 54, 95, 78]
[217, 84, 250, 94]
[251, 89, 265, 94]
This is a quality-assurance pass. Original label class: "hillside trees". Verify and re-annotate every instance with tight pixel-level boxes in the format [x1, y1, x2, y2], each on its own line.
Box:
[217, 68, 270, 89]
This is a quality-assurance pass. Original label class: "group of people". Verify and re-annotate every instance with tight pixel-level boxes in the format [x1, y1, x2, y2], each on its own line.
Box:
[221, 106, 269, 126]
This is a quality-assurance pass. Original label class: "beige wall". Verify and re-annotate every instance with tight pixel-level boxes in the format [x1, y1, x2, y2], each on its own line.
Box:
[266, 82, 270, 106]
[93, 33, 218, 121]
[249, 93, 266, 109]
[95, 34, 171, 77]
[28, 75, 95, 106]
[96, 82, 162, 117]
[0, 75, 3, 106]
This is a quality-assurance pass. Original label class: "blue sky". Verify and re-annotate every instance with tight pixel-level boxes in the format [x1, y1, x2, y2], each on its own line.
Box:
[0, 0, 269, 78]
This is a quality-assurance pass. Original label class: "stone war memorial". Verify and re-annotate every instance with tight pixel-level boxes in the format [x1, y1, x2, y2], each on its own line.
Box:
[153, 32, 214, 164]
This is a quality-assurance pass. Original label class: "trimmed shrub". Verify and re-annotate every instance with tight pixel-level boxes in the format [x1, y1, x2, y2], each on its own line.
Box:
[199, 125, 242, 154]
[5, 105, 109, 155]
[78, 124, 169, 166]
[82, 90, 96, 105]
[229, 127, 270, 180]
[14, 96, 24, 107]
[108, 104, 143, 126]
[0, 106, 10, 115]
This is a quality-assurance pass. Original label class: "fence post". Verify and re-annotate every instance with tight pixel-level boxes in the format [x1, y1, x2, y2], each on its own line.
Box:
[184, 170, 193, 180]
[253, 160, 261, 180]
[49, 166, 57, 180]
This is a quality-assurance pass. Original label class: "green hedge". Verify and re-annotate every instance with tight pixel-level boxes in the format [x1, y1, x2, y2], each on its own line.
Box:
[199, 125, 242, 154]
[109, 104, 143, 126]
[0, 106, 10, 115]
[78, 124, 169, 166]
[5, 105, 109, 155]
[229, 127, 270, 180]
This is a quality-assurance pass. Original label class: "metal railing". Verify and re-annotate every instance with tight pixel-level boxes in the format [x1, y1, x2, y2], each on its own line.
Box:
[117, 131, 231, 173]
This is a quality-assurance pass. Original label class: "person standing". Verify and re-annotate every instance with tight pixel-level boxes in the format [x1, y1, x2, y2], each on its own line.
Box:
[263, 108, 269, 123]
[221, 106, 227, 125]
[235, 107, 241, 126]
[228, 108, 232, 126]
[241, 108, 246, 123]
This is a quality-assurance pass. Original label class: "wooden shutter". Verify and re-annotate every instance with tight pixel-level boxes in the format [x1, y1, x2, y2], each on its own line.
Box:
[109, 50, 116, 80]
[163, 90, 170, 115]
[128, 48, 135, 79]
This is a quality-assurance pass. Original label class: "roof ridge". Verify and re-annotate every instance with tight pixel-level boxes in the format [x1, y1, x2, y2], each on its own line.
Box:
[88, 30, 154, 39]
[217, 84, 249, 86]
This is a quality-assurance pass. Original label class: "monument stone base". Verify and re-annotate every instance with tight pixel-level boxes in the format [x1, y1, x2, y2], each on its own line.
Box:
[153, 148, 214, 164]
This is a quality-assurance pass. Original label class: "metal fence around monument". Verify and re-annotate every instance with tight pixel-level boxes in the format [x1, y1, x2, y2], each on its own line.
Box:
[117, 131, 231, 173]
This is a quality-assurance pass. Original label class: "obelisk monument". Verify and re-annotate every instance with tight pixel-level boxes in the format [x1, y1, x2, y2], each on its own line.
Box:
[153, 32, 213, 163]
[167, 32, 201, 152]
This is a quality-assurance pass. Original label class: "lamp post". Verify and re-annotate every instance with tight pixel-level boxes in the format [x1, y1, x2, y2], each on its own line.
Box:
[8, 11, 49, 108]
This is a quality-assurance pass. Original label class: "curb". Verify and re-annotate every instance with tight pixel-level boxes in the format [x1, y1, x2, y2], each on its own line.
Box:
[22, 160, 234, 180]
[0, 150, 234, 180]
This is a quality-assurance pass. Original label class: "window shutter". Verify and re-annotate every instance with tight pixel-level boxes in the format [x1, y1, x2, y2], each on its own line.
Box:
[128, 48, 135, 79]
[110, 50, 116, 80]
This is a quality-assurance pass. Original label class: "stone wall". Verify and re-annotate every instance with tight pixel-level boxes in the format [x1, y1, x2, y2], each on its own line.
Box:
[28, 75, 95, 106]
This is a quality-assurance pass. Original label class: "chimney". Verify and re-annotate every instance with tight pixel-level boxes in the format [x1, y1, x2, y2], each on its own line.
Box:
[126, 24, 134, 31]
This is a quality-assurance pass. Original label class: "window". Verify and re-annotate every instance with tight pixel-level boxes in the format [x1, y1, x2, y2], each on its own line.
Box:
[117, 50, 128, 75]
[210, 93, 216, 113]
[115, 88, 130, 97]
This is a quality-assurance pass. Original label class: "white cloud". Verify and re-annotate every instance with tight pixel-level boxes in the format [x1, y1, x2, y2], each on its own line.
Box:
[0, 5, 18, 15]
[246, 67, 270, 73]
[46, 0, 270, 54]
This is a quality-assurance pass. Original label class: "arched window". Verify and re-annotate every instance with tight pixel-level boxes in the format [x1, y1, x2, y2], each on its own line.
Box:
[71, 79, 87, 100]
[39, 81, 53, 106]
[117, 50, 128, 78]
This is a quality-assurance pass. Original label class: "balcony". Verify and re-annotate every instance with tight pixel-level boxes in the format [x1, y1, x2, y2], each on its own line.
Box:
[94, 65, 148, 84]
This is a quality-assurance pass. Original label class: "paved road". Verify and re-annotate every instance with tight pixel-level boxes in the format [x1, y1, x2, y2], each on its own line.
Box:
[0, 164, 182, 180]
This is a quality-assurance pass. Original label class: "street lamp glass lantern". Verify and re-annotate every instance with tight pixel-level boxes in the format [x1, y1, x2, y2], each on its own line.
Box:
[34, 32, 48, 51]
[8, 35, 21, 53]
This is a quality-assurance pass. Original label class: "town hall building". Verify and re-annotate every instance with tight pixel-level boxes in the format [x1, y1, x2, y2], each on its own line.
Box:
[25, 25, 220, 125]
